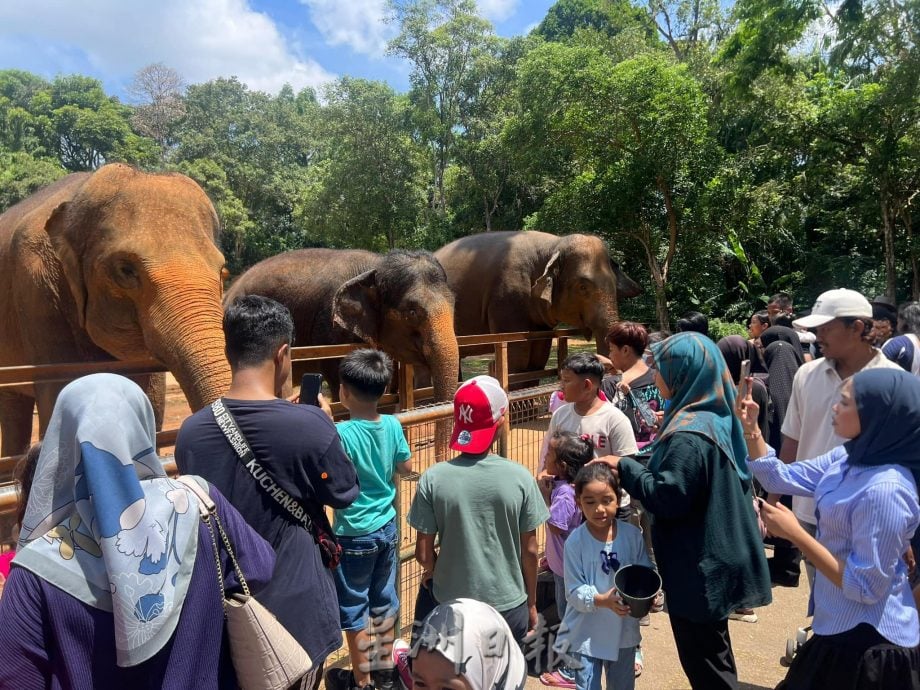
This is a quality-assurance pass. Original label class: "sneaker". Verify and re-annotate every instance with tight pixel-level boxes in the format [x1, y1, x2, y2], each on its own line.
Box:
[728, 608, 758, 623]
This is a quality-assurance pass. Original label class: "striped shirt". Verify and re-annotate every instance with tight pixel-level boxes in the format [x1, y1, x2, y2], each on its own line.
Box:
[749, 446, 920, 647]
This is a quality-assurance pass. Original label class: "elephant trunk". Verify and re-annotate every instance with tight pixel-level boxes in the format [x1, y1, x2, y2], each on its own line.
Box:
[423, 307, 461, 404]
[590, 295, 620, 357]
[143, 267, 231, 412]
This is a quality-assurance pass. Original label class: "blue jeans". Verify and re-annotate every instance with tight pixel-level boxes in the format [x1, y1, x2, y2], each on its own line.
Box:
[574, 649, 636, 690]
[332, 519, 399, 631]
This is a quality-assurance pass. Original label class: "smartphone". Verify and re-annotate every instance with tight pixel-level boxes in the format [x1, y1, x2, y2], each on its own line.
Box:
[736, 359, 751, 400]
[299, 373, 323, 406]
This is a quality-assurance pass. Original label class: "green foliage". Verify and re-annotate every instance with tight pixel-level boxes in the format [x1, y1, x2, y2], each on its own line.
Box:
[1, 0, 918, 315]
[708, 318, 750, 340]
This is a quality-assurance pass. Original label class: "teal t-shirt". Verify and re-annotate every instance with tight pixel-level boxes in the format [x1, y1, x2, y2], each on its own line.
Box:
[334, 415, 411, 537]
[407, 454, 550, 611]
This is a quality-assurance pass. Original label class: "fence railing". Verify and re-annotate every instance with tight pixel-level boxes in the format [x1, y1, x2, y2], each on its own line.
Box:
[0, 330, 577, 655]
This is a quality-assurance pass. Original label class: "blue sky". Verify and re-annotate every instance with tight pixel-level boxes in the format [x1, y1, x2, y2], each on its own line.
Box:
[0, 0, 557, 100]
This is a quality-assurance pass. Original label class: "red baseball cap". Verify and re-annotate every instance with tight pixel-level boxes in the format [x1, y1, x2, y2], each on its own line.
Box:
[449, 375, 509, 454]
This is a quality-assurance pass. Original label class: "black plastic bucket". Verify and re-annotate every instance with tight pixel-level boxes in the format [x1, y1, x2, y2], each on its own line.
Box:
[614, 564, 662, 618]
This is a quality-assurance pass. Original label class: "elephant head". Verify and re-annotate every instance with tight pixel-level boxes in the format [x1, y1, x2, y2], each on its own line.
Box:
[332, 250, 460, 403]
[44, 164, 231, 411]
[532, 234, 642, 355]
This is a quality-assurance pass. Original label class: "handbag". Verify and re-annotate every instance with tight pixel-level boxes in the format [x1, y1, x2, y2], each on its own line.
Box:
[211, 399, 343, 568]
[628, 390, 659, 429]
[178, 476, 313, 690]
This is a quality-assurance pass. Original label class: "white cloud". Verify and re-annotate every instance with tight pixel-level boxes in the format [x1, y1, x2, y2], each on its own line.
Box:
[0, 0, 335, 94]
[477, 0, 519, 22]
[301, 0, 395, 57]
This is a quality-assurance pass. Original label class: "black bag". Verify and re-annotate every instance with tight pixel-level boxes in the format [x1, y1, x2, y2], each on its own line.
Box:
[211, 399, 342, 569]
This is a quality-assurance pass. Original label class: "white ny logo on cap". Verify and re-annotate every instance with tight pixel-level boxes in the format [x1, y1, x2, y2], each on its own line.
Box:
[458, 403, 474, 424]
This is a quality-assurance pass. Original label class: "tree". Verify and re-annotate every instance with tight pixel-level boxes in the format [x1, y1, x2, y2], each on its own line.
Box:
[388, 0, 497, 216]
[514, 44, 716, 328]
[535, 0, 654, 42]
[128, 63, 186, 160]
[297, 78, 426, 250]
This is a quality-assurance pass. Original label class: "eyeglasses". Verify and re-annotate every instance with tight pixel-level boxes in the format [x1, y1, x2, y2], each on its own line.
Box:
[600, 550, 620, 575]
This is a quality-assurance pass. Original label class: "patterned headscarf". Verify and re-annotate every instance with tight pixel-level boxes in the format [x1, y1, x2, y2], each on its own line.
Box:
[15, 374, 200, 667]
[413, 598, 528, 690]
[651, 332, 750, 480]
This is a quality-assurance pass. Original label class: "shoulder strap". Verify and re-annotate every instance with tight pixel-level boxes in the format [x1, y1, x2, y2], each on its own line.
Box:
[178, 475, 215, 517]
[210, 399, 316, 534]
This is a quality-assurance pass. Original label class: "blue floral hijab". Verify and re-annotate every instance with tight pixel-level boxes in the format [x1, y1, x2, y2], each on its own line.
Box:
[651, 332, 750, 480]
[15, 374, 200, 667]
[845, 369, 920, 486]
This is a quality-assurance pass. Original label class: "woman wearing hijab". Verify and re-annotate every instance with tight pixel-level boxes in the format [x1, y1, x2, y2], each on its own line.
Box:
[410, 598, 528, 690]
[601, 332, 772, 690]
[0, 374, 276, 689]
[717, 335, 770, 441]
[738, 369, 920, 689]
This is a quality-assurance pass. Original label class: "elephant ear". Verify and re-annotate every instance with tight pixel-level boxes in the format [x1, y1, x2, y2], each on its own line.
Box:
[45, 202, 88, 328]
[333, 269, 381, 346]
[532, 250, 562, 308]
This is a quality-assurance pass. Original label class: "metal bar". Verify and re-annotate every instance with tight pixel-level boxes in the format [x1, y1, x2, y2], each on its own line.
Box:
[0, 358, 167, 387]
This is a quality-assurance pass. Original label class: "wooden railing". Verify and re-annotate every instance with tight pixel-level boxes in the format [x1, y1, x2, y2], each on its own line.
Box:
[0, 328, 583, 516]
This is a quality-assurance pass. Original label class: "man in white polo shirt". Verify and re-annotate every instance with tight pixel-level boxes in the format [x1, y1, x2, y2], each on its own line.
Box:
[779, 289, 900, 588]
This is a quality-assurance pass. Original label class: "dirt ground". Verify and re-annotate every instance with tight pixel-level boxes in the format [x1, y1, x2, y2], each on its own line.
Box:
[521, 576, 810, 690]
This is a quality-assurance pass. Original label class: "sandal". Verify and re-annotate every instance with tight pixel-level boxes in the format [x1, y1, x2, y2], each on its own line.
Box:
[634, 647, 644, 678]
[540, 670, 576, 688]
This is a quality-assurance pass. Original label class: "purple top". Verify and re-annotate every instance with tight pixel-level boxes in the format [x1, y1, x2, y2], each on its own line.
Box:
[0, 487, 275, 690]
[546, 480, 581, 576]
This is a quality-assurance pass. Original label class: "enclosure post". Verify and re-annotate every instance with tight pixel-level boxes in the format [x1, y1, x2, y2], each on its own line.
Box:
[556, 334, 568, 371]
[494, 342, 510, 456]
[398, 362, 415, 411]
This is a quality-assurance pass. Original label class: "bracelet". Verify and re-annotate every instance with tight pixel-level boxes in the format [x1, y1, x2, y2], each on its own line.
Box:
[744, 431, 761, 440]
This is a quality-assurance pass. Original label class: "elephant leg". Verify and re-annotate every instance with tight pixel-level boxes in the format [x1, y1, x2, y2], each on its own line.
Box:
[130, 373, 166, 430]
[0, 390, 35, 457]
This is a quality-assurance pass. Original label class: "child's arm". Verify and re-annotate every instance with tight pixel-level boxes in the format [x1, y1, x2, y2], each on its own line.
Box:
[415, 532, 437, 582]
[520, 529, 540, 630]
[394, 457, 413, 476]
[563, 535, 630, 615]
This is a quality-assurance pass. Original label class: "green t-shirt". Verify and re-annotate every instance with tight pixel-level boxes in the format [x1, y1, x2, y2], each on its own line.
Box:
[407, 454, 550, 611]
[334, 415, 411, 537]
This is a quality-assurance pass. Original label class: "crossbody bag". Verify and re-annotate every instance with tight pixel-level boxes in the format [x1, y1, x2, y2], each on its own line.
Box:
[211, 398, 342, 568]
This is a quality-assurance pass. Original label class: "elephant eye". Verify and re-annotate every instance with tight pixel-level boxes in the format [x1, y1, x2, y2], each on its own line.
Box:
[112, 260, 140, 290]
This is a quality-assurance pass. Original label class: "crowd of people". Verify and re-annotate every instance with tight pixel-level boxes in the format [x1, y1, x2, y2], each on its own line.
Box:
[0, 286, 919, 690]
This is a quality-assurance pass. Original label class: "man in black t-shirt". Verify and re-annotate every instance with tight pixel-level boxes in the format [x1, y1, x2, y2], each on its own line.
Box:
[176, 296, 358, 687]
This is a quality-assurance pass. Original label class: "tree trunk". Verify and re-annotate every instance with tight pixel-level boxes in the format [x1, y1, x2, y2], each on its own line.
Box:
[483, 196, 492, 231]
[881, 190, 898, 300]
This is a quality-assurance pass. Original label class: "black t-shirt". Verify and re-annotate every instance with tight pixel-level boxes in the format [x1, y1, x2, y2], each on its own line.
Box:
[175, 398, 359, 662]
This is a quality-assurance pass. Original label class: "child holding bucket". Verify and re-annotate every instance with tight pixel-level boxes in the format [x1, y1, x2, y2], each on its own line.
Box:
[554, 463, 656, 690]
[539, 431, 594, 688]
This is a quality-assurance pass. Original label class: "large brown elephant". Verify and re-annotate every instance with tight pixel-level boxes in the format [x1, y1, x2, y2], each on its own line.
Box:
[0, 164, 232, 456]
[435, 230, 642, 376]
[223, 248, 460, 405]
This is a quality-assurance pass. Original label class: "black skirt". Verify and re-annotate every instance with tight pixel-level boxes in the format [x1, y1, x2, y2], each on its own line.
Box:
[777, 623, 920, 690]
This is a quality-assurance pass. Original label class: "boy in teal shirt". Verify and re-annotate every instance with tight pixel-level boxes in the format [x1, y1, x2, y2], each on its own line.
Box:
[325, 350, 412, 690]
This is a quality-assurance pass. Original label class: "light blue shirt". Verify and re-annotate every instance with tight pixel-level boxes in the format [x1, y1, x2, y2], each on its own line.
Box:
[554, 521, 653, 662]
[334, 415, 411, 536]
[749, 446, 920, 647]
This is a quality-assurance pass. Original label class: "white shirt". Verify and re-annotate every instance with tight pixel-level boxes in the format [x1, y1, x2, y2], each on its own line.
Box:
[780, 350, 901, 524]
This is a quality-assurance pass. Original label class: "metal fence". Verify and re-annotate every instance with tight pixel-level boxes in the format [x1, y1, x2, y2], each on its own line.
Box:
[0, 331, 571, 668]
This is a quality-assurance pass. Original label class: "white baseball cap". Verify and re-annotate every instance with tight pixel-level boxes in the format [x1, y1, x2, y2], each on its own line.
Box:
[793, 289, 872, 329]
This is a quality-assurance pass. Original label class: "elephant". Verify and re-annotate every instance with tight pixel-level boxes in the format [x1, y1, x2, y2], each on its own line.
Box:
[223, 248, 460, 406]
[434, 230, 642, 378]
[0, 164, 232, 456]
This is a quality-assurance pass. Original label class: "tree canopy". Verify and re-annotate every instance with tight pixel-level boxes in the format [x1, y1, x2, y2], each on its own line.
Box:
[0, 0, 917, 326]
